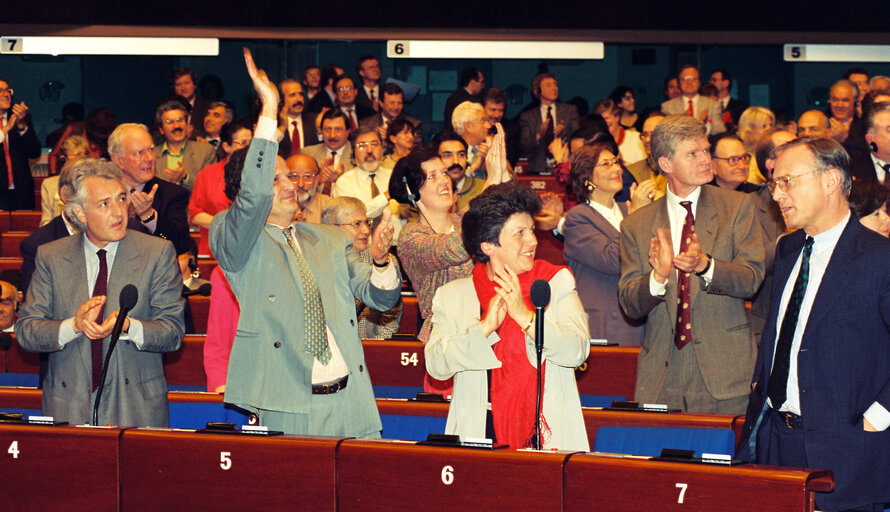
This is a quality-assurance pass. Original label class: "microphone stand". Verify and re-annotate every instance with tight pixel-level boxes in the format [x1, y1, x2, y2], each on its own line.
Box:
[533, 304, 544, 449]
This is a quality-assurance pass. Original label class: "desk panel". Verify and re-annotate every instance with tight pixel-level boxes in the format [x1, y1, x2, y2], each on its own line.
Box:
[564, 453, 833, 512]
[338, 438, 572, 512]
[363, 340, 428, 387]
[575, 345, 638, 399]
[119, 429, 341, 512]
[0, 424, 121, 511]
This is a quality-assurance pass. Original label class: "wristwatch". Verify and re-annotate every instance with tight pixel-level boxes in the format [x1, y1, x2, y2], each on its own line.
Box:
[695, 253, 713, 277]
[141, 210, 156, 224]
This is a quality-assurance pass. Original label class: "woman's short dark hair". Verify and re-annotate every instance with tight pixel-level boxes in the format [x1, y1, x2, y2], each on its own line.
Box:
[850, 180, 889, 219]
[462, 183, 542, 263]
[386, 117, 414, 143]
[224, 147, 249, 201]
[570, 142, 619, 200]
[608, 85, 634, 107]
[388, 145, 441, 206]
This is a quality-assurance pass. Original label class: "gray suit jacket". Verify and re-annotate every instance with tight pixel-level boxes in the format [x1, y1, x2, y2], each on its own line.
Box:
[154, 139, 218, 191]
[300, 142, 353, 171]
[660, 96, 726, 135]
[564, 202, 644, 345]
[618, 186, 765, 403]
[519, 102, 579, 173]
[16, 231, 185, 426]
[210, 136, 399, 435]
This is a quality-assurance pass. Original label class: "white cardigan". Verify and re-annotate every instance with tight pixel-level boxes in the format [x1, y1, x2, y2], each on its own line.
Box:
[425, 268, 590, 451]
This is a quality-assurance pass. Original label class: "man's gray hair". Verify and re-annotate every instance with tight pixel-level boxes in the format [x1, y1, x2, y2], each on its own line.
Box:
[650, 114, 707, 173]
[321, 196, 366, 225]
[62, 158, 125, 232]
[452, 101, 484, 135]
[208, 101, 234, 123]
[774, 137, 852, 198]
[831, 79, 859, 100]
[864, 101, 890, 134]
[107, 123, 150, 158]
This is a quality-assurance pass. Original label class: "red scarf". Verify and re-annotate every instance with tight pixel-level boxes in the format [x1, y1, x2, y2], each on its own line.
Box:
[472, 259, 563, 449]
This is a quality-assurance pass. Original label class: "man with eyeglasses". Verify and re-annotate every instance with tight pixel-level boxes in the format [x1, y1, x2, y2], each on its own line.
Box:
[660, 65, 726, 135]
[740, 137, 890, 512]
[301, 109, 353, 195]
[152, 100, 217, 191]
[627, 113, 668, 201]
[286, 153, 329, 224]
[322, 196, 402, 340]
[0, 78, 41, 211]
[708, 133, 759, 193]
[618, 114, 765, 415]
[334, 75, 374, 134]
[332, 128, 401, 241]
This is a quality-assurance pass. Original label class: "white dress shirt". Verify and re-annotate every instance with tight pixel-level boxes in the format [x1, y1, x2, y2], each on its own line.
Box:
[769, 213, 890, 430]
[649, 186, 715, 296]
[58, 238, 145, 348]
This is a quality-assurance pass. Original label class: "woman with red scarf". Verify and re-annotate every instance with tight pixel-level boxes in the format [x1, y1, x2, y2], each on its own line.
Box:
[425, 183, 590, 450]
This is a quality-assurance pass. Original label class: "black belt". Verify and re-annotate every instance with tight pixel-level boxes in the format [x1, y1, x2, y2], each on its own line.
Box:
[312, 375, 348, 395]
[773, 409, 803, 429]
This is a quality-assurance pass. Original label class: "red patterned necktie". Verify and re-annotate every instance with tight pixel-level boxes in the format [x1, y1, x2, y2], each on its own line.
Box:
[685, 99, 694, 117]
[674, 201, 694, 350]
[290, 120, 301, 155]
[91, 249, 108, 391]
[1, 116, 14, 188]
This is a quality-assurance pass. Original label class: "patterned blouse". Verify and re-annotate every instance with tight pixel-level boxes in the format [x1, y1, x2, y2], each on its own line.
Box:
[397, 214, 473, 341]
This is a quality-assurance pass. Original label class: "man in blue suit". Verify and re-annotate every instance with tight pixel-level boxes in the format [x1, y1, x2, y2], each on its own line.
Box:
[741, 137, 890, 512]
[210, 49, 400, 436]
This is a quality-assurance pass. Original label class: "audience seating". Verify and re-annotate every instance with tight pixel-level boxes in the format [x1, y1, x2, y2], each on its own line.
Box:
[593, 425, 736, 457]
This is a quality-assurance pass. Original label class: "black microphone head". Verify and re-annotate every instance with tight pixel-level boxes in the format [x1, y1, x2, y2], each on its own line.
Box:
[119, 284, 139, 310]
[530, 279, 551, 308]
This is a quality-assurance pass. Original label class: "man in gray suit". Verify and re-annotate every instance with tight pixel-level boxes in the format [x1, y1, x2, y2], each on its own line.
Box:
[661, 66, 726, 136]
[519, 73, 579, 174]
[16, 158, 185, 426]
[210, 49, 400, 436]
[153, 100, 217, 190]
[618, 115, 765, 414]
[301, 109, 353, 195]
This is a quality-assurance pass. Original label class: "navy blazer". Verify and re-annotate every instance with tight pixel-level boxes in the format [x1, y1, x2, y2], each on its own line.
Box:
[741, 217, 890, 511]
[131, 177, 191, 256]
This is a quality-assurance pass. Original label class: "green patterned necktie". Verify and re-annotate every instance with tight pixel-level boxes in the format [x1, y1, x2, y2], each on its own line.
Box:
[767, 236, 815, 408]
[282, 227, 332, 364]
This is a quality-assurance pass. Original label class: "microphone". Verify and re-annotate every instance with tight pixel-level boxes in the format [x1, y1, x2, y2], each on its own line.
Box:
[529, 279, 551, 449]
[93, 284, 139, 426]
[182, 282, 212, 297]
[111, 284, 139, 342]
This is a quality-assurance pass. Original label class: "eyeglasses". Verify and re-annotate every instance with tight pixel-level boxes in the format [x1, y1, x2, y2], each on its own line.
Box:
[0, 87, 13, 95]
[595, 157, 623, 169]
[337, 86, 355, 92]
[355, 141, 381, 150]
[337, 219, 372, 229]
[767, 170, 816, 192]
[287, 173, 318, 184]
[679, 76, 699, 82]
[713, 154, 752, 165]
[163, 117, 186, 125]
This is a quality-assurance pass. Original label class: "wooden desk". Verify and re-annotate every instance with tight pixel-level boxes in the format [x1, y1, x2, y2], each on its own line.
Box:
[564, 452, 833, 512]
[1, 232, 26, 258]
[337, 438, 573, 511]
[575, 345, 639, 399]
[0, 423, 122, 511]
[119, 428, 341, 511]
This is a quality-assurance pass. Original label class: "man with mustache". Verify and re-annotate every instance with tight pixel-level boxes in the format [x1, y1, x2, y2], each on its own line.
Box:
[434, 130, 485, 211]
[301, 109, 353, 195]
[153, 100, 217, 191]
[286, 153, 329, 224]
[332, 127, 400, 238]
[277, 78, 318, 158]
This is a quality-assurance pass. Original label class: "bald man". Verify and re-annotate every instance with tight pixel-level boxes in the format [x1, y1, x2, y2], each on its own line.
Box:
[797, 110, 832, 139]
[0, 281, 18, 332]
[287, 153, 330, 223]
